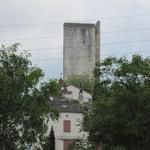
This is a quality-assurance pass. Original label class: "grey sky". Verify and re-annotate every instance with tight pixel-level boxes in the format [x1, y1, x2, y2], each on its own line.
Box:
[0, 0, 150, 79]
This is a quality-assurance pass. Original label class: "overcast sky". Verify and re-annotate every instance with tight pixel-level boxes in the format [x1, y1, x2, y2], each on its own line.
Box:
[0, 0, 150, 79]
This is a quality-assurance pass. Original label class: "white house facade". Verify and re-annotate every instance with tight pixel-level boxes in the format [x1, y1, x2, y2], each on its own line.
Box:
[48, 100, 85, 150]
[64, 85, 92, 103]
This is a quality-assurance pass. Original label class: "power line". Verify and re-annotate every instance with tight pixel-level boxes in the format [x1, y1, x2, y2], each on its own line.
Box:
[32, 39, 150, 49]
[33, 58, 62, 62]
[0, 13, 150, 29]
[17, 49, 147, 59]
[101, 39, 150, 45]
[101, 50, 150, 57]
[32, 50, 150, 62]
[1, 26, 150, 42]
[102, 27, 150, 34]
[27, 48, 150, 57]
[15, 39, 150, 52]
[99, 13, 150, 20]
[29, 47, 63, 51]
[0, 36, 62, 42]
[1, 35, 150, 46]
[84, 13, 150, 21]
[0, 22, 62, 29]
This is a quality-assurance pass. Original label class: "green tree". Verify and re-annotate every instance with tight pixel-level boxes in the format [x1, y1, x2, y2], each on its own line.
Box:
[0, 44, 59, 149]
[89, 55, 150, 150]
[92, 62, 101, 101]
[70, 136, 96, 150]
[43, 126, 55, 150]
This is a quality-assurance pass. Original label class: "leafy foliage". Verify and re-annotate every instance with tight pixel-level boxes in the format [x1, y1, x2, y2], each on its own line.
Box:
[70, 136, 96, 150]
[0, 44, 59, 149]
[89, 55, 150, 150]
[113, 146, 127, 150]
[92, 62, 101, 101]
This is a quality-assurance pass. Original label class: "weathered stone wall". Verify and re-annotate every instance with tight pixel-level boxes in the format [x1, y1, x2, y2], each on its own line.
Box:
[63, 21, 100, 80]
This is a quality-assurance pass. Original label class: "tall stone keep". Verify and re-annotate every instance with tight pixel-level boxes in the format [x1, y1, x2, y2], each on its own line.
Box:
[63, 21, 100, 80]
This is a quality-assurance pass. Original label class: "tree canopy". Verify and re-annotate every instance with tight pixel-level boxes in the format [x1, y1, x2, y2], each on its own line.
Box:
[70, 136, 96, 150]
[0, 44, 59, 149]
[89, 55, 150, 150]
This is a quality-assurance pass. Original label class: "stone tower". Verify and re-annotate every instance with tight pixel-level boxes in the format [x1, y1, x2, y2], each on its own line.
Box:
[63, 21, 100, 80]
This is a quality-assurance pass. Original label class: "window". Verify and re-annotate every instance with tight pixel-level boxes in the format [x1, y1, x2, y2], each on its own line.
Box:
[63, 120, 71, 132]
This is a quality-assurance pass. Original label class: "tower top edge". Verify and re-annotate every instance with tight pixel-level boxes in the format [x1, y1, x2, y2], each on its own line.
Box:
[64, 21, 100, 28]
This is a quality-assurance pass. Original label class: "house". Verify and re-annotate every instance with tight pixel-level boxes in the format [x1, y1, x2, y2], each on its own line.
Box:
[64, 85, 92, 103]
[48, 99, 85, 150]
[46, 79, 92, 150]
[59, 78, 92, 103]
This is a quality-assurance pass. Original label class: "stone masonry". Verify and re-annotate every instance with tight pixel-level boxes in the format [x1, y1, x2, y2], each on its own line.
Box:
[63, 21, 100, 80]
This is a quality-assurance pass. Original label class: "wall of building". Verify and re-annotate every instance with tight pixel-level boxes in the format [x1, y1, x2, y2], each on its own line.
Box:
[63, 21, 100, 80]
[48, 112, 85, 150]
[64, 85, 92, 103]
